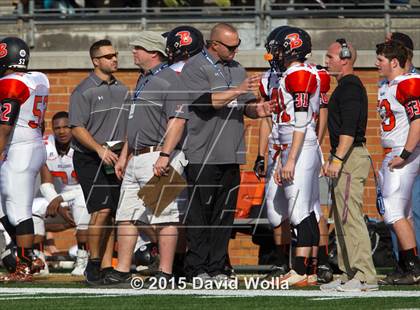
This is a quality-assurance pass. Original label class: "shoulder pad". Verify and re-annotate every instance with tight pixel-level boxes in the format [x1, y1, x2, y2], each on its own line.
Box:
[396, 77, 420, 104]
[285, 69, 317, 94]
[0, 77, 30, 104]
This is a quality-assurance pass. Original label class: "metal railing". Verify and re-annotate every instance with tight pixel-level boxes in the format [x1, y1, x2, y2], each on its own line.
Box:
[1, 0, 419, 47]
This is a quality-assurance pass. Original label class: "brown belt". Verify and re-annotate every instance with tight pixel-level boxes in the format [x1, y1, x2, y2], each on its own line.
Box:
[133, 146, 161, 156]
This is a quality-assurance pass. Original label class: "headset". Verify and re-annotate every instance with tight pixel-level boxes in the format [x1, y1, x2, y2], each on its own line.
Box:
[336, 38, 352, 59]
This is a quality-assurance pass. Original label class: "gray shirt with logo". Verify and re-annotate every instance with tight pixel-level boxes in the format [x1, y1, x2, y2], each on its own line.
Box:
[69, 73, 130, 153]
[127, 63, 188, 150]
[180, 49, 256, 165]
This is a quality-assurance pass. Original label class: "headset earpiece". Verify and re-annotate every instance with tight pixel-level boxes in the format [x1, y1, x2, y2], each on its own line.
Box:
[336, 38, 352, 60]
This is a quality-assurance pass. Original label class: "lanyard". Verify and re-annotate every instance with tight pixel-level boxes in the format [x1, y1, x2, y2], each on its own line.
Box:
[129, 63, 168, 120]
[201, 50, 232, 87]
[134, 63, 168, 100]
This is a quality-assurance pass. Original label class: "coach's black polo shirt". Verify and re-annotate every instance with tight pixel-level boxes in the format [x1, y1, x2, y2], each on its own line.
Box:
[328, 74, 368, 152]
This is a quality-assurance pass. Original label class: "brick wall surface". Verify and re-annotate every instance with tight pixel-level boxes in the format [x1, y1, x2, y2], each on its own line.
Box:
[43, 68, 385, 265]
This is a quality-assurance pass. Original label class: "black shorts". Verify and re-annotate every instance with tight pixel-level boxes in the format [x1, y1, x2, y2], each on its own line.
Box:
[73, 151, 121, 215]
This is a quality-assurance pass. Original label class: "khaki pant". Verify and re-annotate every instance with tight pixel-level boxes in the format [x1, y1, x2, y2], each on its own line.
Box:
[332, 146, 377, 284]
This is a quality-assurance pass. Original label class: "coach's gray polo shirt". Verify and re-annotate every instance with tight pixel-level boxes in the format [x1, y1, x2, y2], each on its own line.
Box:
[69, 73, 130, 153]
[127, 63, 188, 151]
[180, 48, 256, 165]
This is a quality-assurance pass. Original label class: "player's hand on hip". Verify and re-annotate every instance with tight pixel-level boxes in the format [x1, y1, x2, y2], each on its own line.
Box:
[97, 147, 118, 166]
[281, 159, 296, 183]
[327, 161, 342, 179]
[388, 156, 405, 171]
[46, 196, 64, 218]
[153, 156, 170, 177]
[58, 207, 76, 227]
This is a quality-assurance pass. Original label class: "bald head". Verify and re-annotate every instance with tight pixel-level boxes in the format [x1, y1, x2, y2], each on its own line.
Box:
[210, 23, 238, 41]
[208, 23, 240, 62]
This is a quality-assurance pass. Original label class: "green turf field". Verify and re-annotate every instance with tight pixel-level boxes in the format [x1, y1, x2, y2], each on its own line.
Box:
[2, 295, 420, 310]
[1, 283, 420, 309]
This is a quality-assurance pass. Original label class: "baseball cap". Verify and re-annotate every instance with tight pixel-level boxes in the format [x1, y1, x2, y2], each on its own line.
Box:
[129, 31, 167, 56]
[391, 32, 414, 51]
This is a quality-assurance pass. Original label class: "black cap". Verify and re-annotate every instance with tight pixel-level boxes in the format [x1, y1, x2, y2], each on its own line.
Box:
[391, 32, 414, 51]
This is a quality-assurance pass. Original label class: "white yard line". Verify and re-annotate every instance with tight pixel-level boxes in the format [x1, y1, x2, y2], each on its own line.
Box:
[0, 287, 419, 299]
[0, 295, 122, 300]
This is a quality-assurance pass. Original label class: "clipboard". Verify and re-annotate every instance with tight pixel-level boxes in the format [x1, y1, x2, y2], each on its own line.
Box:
[137, 165, 187, 217]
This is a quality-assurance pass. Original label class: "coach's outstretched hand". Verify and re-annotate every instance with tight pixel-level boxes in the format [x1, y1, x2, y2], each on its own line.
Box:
[238, 74, 261, 94]
[256, 98, 275, 117]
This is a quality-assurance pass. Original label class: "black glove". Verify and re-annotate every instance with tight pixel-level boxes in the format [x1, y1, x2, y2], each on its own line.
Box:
[253, 155, 265, 180]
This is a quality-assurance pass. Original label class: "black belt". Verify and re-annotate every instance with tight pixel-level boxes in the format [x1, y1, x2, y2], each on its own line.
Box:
[132, 146, 161, 156]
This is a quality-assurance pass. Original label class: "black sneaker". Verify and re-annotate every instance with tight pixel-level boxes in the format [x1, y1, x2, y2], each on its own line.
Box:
[378, 268, 404, 285]
[84, 259, 101, 286]
[317, 263, 334, 284]
[392, 271, 420, 285]
[100, 267, 115, 279]
[102, 269, 132, 287]
[392, 259, 420, 285]
[144, 271, 174, 289]
[263, 264, 290, 280]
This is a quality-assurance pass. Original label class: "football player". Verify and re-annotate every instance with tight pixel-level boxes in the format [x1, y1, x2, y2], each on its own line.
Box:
[259, 27, 332, 284]
[32, 111, 91, 276]
[270, 27, 322, 286]
[375, 40, 420, 284]
[256, 25, 293, 279]
[0, 37, 49, 281]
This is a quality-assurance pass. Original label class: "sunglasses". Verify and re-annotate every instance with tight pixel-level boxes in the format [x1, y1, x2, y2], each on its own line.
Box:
[95, 52, 118, 60]
[209, 39, 241, 52]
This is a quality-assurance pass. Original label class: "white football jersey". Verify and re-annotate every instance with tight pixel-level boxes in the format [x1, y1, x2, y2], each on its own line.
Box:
[259, 68, 282, 144]
[0, 71, 49, 145]
[276, 63, 320, 145]
[377, 73, 420, 148]
[44, 134, 79, 191]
